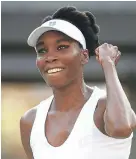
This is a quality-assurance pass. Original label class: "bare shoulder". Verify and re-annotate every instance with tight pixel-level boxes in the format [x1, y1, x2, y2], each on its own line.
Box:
[20, 106, 37, 127]
[20, 106, 37, 159]
[20, 106, 37, 142]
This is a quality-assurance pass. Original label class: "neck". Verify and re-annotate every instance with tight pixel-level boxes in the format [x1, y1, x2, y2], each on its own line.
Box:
[51, 79, 92, 112]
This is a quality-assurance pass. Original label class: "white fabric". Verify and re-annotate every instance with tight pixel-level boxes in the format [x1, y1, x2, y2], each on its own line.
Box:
[27, 19, 86, 49]
[30, 86, 133, 159]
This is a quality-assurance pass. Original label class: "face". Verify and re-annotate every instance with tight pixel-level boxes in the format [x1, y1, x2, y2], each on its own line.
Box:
[35, 31, 89, 89]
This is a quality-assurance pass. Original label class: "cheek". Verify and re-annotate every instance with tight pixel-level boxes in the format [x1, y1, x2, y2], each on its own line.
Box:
[72, 49, 79, 56]
[62, 54, 82, 75]
[36, 58, 45, 69]
[64, 51, 81, 66]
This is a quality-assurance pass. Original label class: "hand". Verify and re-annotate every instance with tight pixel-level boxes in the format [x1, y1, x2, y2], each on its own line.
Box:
[95, 43, 121, 66]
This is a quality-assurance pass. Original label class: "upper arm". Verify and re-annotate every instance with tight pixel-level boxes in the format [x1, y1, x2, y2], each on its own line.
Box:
[20, 107, 37, 159]
[95, 96, 127, 138]
[99, 95, 136, 138]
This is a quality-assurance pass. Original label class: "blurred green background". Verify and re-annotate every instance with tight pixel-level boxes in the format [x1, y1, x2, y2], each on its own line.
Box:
[1, 1, 136, 159]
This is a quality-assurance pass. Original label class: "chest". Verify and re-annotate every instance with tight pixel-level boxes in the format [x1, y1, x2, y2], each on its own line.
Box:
[45, 109, 81, 147]
[44, 103, 106, 147]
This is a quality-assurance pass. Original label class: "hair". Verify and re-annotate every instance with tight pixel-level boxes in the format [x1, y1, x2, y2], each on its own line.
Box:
[41, 6, 100, 57]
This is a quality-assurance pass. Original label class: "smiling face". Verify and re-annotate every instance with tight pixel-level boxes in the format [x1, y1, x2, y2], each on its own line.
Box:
[35, 31, 89, 89]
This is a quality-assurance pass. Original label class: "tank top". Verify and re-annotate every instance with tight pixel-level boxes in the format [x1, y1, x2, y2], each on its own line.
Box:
[30, 86, 133, 159]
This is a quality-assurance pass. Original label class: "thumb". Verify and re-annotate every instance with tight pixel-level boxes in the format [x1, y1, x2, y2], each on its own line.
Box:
[95, 48, 99, 56]
[96, 55, 99, 62]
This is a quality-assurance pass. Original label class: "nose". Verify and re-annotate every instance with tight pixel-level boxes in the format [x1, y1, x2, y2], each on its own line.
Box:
[44, 55, 58, 63]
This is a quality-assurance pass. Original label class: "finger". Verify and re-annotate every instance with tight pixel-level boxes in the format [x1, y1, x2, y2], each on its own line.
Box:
[112, 51, 117, 58]
[113, 46, 118, 51]
[115, 51, 121, 65]
[111, 45, 118, 51]
[96, 55, 99, 61]
[115, 51, 121, 59]
[109, 44, 113, 48]
[95, 48, 99, 55]
[117, 51, 121, 56]
[103, 43, 108, 47]
[115, 55, 120, 65]
[100, 43, 107, 48]
[112, 49, 120, 58]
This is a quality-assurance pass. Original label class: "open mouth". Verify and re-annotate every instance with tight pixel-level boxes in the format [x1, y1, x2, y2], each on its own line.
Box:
[47, 68, 64, 74]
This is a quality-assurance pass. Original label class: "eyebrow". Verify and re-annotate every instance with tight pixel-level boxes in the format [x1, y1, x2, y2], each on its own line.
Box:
[56, 37, 72, 44]
[36, 41, 44, 48]
[36, 36, 72, 48]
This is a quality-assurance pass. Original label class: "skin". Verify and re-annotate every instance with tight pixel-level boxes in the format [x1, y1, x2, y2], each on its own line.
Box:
[20, 31, 136, 159]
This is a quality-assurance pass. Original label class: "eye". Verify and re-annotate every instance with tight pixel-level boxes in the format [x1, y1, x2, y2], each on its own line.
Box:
[57, 45, 69, 51]
[37, 48, 48, 54]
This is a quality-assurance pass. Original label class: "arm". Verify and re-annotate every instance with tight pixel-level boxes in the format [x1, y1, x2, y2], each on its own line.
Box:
[20, 108, 36, 159]
[96, 43, 136, 138]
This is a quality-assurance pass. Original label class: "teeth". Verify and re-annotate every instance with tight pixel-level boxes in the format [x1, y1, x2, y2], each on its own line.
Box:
[47, 68, 63, 74]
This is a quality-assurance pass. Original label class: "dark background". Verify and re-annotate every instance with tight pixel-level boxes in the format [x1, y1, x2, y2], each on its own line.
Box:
[1, 1, 136, 159]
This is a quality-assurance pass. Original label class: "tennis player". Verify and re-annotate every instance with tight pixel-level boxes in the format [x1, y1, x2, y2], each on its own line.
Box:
[20, 6, 136, 159]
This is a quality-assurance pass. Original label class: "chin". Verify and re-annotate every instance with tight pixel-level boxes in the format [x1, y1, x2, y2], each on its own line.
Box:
[42, 72, 78, 89]
[46, 82, 68, 89]
[45, 78, 74, 90]
[43, 77, 67, 89]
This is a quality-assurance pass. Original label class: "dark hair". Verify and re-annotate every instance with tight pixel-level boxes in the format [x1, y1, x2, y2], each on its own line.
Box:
[42, 6, 100, 57]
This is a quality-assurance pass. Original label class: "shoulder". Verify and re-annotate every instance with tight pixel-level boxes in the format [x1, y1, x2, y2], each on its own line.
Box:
[20, 106, 38, 159]
[20, 106, 37, 127]
[20, 106, 37, 136]
[20, 96, 53, 128]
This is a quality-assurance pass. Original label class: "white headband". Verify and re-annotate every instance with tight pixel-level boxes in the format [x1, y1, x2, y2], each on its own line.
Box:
[27, 19, 86, 49]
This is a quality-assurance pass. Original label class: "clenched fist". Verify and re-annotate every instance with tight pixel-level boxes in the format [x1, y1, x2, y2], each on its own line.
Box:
[95, 43, 121, 66]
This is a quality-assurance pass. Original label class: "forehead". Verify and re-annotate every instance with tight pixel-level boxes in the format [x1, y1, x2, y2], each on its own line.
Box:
[37, 30, 73, 43]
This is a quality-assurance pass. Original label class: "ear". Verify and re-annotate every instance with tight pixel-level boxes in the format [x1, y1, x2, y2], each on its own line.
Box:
[81, 49, 89, 65]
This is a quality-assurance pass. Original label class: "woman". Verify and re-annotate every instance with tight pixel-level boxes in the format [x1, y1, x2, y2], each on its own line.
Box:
[20, 6, 136, 159]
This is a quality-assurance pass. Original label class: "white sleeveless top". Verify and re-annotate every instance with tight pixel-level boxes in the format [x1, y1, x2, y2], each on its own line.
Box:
[30, 86, 133, 159]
